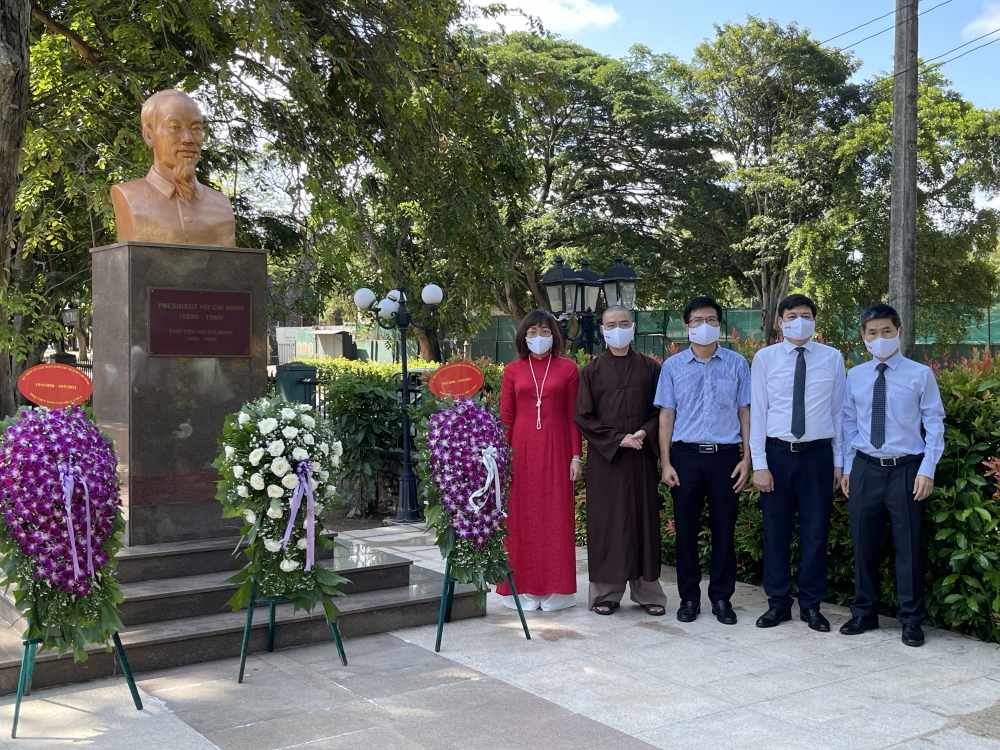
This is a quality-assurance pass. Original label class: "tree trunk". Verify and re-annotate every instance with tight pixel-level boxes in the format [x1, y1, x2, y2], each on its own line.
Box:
[414, 327, 442, 362]
[75, 308, 90, 357]
[0, 0, 31, 418]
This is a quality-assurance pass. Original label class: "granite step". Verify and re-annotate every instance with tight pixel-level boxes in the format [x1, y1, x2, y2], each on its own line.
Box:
[0, 566, 481, 695]
[114, 531, 337, 584]
[116, 543, 412, 625]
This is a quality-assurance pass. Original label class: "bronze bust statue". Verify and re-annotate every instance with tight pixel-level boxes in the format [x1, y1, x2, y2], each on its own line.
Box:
[111, 89, 236, 247]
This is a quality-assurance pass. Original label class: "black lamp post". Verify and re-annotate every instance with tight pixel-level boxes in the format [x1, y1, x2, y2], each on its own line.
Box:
[541, 256, 640, 355]
[354, 283, 443, 523]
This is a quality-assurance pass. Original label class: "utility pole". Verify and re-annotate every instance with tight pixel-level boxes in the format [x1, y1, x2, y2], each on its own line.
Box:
[889, 0, 919, 357]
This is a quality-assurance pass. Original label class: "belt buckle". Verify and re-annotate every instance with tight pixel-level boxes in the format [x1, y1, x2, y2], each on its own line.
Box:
[879, 457, 898, 467]
[698, 444, 716, 454]
[789, 441, 803, 453]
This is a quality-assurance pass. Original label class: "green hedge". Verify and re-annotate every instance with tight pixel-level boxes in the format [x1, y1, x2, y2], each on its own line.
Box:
[577, 350, 1000, 642]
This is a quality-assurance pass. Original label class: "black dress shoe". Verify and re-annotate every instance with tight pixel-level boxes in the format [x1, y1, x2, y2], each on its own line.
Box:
[676, 600, 700, 622]
[902, 624, 925, 647]
[756, 607, 791, 628]
[711, 600, 737, 625]
[800, 608, 831, 632]
[839, 614, 880, 635]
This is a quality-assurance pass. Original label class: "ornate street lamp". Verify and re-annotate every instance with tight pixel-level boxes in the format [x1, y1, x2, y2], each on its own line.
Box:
[540, 257, 579, 316]
[354, 283, 443, 523]
[601, 255, 641, 311]
[540, 256, 640, 355]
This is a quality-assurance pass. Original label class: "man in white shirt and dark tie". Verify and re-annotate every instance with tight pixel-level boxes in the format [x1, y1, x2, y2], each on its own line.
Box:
[839, 303, 945, 647]
[750, 294, 846, 632]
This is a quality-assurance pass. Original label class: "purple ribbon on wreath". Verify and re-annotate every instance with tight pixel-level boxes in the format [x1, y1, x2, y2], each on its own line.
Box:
[59, 464, 94, 580]
[280, 460, 315, 571]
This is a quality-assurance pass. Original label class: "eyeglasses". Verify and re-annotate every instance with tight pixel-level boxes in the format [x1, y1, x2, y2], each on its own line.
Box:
[525, 327, 552, 338]
[689, 317, 720, 326]
[602, 321, 634, 330]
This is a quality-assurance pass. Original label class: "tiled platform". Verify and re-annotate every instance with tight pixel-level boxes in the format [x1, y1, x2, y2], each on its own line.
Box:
[1, 523, 998, 749]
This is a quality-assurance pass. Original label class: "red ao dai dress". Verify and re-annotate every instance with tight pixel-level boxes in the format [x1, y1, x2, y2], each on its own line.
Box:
[497, 353, 582, 610]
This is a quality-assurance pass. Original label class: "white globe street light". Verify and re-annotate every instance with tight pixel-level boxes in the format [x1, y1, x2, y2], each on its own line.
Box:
[421, 284, 443, 307]
[354, 288, 377, 310]
[377, 298, 398, 319]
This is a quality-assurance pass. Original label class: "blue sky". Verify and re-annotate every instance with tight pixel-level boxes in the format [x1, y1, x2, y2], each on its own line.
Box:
[481, 0, 1000, 109]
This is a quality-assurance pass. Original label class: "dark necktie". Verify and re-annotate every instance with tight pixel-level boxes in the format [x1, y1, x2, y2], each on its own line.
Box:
[791, 347, 806, 439]
[871, 363, 888, 449]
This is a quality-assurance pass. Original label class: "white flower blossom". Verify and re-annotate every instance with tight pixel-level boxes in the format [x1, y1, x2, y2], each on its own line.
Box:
[281, 473, 300, 490]
[282, 425, 299, 440]
[330, 455, 340, 468]
[292, 447, 309, 461]
[279, 558, 301, 572]
[280, 407, 297, 422]
[296, 537, 308, 550]
[249, 448, 266, 466]
[319, 442, 329, 456]
[270, 457, 290, 477]
[268, 440, 285, 457]
[237, 485, 249, 499]
[224, 445, 235, 460]
[333, 441, 343, 457]
[232, 465, 244, 478]
[309, 477, 319, 491]
[238, 411, 251, 425]
[250, 473, 266, 490]
[319, 470, 329, 482]
[267, 484, 283, 499]
[258, 418, 278, 435]
[242, 508, 256, 523]
[300, 415, 316, 429]
[314, 503, 324, 515]
[263, 538, 282, 553]
[297, 403, 311, 412]
[303, 433, 315, 445]
[325, 484, 336, 497]
[267, 505, 283, 518]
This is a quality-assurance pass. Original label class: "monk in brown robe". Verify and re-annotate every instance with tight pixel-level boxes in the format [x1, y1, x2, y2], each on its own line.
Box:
[575, 305, 667, 615]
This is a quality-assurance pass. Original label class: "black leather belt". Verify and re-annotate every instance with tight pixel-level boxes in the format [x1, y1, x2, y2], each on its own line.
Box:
[856, 451, 923, 468]
[766, 437, 832, 453]
[673, 442, 741, 454]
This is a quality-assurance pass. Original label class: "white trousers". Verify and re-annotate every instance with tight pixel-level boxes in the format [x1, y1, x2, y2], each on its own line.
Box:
[501, 593, 577, 611]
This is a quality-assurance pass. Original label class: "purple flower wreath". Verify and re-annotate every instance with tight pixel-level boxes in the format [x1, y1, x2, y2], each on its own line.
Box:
[426, 399, 511, 547]
[0, 407, 120, 598]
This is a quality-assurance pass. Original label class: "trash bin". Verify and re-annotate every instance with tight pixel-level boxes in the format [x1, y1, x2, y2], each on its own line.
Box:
[275, 362, 317, 405]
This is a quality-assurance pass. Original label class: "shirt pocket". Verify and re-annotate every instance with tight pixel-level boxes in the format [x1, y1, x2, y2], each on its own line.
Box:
[712, 376, 738, 407]
[889, 386, 920, 422]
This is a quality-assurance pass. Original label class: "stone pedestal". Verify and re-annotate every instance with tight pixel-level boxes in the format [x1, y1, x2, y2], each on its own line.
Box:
[90, 241, 268, 545]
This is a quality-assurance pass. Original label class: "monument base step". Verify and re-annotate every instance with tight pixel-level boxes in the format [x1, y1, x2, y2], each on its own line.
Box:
[0, 566, 481, 695]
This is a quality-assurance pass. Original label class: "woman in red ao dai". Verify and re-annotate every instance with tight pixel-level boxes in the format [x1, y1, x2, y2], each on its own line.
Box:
[498, 309, 583, 611]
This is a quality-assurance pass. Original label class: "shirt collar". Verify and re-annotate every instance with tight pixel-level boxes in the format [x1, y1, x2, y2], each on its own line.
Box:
[146, 166, 204, 201]
[875, 349, 904, 370]
[683, 344, 723, 363]
[781, 338, 815, 354]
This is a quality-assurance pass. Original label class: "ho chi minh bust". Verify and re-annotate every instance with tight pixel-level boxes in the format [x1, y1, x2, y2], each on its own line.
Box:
[111, 89, 235, 247]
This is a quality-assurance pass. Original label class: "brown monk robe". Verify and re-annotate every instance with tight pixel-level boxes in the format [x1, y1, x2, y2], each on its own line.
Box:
[575, 306, 667, 615]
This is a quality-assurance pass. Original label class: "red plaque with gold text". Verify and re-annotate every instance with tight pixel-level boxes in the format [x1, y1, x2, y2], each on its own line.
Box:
[148, 288, 252, 357]
[17, 363, 93, 408]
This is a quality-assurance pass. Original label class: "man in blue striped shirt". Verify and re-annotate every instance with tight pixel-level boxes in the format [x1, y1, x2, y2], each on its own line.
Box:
[655, 297, 751, 624]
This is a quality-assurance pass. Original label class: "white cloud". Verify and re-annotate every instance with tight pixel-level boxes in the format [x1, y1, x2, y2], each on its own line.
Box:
[474, 0, 619, 34]
[963, 2, 1000, 40]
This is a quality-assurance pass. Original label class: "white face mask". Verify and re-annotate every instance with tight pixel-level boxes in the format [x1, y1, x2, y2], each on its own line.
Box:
[781, 317, 816, 341]
[865, 334, 899, 359]
[526, 335, 553, 355]
[688, 322, 720, 346]
[602, 325, 634, 350]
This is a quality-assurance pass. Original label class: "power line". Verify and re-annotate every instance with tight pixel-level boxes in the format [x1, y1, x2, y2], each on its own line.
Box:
[926, 23, 1000, 62]
[820, 8, 897, 44]
[835, 0, 955, 50]
[884, 25, 1000, 80]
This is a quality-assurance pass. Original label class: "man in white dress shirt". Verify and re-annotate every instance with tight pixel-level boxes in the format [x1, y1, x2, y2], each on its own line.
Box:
[750, 294, 846, 632]
[839, 303, 945, 647]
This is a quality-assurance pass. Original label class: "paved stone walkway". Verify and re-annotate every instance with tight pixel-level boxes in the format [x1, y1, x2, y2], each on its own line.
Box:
[0, 523, 998, 749]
